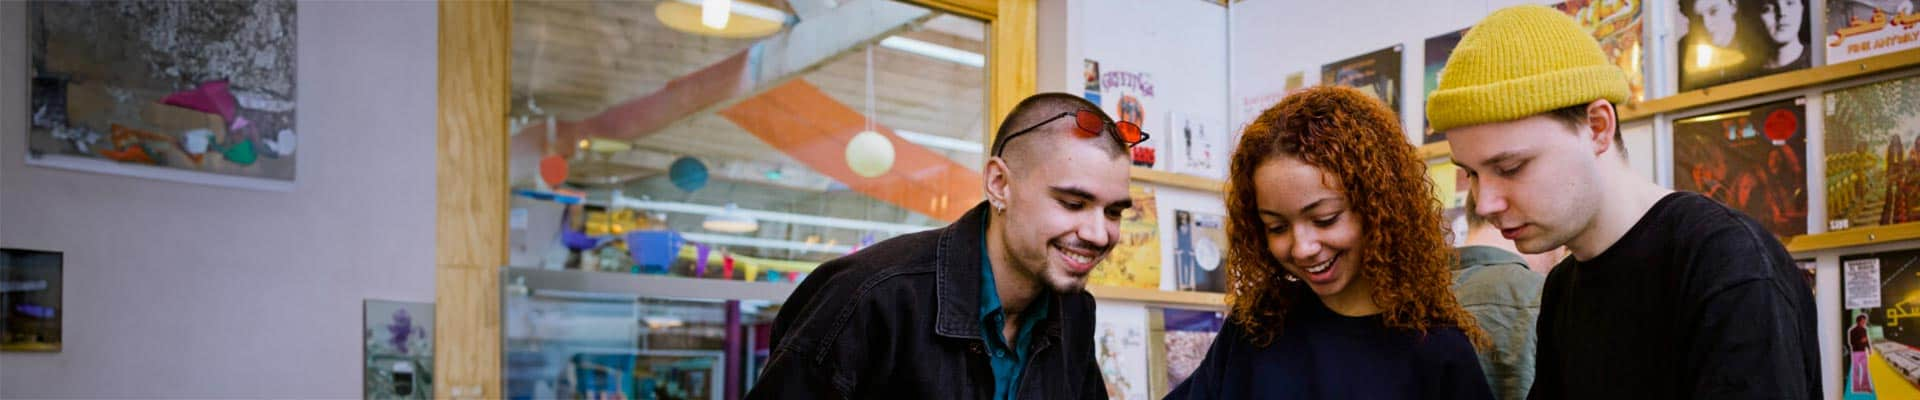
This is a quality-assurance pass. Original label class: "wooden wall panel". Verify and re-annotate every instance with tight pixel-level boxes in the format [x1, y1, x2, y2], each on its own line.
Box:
[436, 1, 510, 398]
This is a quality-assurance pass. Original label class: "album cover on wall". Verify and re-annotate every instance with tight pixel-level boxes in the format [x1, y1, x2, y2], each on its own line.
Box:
[1101, 68, 1159, 168]
[1839, 248, 1920, 399]
[1554, 0, 1646, 102]
[1672, 98, 1808, 240]
[1167, 113, 1225, 179]
[1321, 45, 1403, 116]
[1084, 59, 1103, 105]
[1, 249, 62, 352]
[1825, 0, 1920, 64]
[365, 299, 434, 399]
[1677, 0, 1811, 91]
[1423, 29, 1467, 144]
[1091, 185, 1161, 289]
[1427, 160, 1471, 246]
[1096, 303, 1151, 400]
[1160, 308, 1226, 393]
[1824, 74, 1920, 232]
[1171, 210, 1227, 293]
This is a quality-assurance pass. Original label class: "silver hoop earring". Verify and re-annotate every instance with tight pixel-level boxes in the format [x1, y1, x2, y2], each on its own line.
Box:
[1282, 274, 1300, 283]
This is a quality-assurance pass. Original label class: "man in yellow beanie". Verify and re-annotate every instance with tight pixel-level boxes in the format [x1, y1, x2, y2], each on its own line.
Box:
[1428, 5, 1819, 400]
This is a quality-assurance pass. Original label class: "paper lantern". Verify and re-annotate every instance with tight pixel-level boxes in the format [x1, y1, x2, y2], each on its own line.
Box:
[669, 156, 709, 192]
[845, 130, 895, 178]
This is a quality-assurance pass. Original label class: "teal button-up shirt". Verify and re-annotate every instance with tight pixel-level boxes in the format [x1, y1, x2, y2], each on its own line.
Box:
[981, 228, 1051, 400]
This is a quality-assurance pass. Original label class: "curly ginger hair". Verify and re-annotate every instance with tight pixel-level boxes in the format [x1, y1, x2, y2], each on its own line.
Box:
[1223, 86, 1487, 348]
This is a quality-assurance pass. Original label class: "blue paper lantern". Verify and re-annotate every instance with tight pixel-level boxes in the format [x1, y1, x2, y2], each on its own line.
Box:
[669, 156, 709, 192]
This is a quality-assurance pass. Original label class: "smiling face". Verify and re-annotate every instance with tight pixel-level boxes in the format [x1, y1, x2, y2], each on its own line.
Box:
[1253, 156, 1370, 300]
[988, 120, 1134, 294]
[1449, 113, 1608, 255]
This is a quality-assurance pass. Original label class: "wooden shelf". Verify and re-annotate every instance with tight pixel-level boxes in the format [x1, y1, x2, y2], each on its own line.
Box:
[1787, 222, 1920, 254]
[1619, 47, 1920, 122]
[1132, 167, 1225, 193]
[1087, 284, 1228, 309]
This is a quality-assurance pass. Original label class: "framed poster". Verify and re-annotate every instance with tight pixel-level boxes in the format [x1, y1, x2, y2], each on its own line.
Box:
[1321, 45, 1403, 117]
[1672, 98, 1808, 240]
[1825, 0, 1920, 64]
[1839, 248, 1920, 399]
[1092, 185, 1161, 289]
[1824, 74, 1920, 232]
[1677, 0, 1810, 91]
[1423, 29, 1467, 144]
[1, 249, 63, 352]
[366, 300, 434, 399]
[26, 1, 298, 191]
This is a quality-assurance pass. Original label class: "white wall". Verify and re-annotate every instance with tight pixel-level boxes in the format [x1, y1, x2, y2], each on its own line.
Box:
[0, 2, 438, 397]
[1230, 0, 1560, 144]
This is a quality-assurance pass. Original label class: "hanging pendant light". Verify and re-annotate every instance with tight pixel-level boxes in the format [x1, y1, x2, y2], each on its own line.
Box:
[846, 46, 896, 178]
[656, 0, 789, 39]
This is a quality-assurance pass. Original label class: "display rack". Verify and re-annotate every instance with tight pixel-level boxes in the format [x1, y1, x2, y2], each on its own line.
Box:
[1619, 47, 1920, 122]
[1088, 284, 1228, 309]
[1131, 167, 1225, 193]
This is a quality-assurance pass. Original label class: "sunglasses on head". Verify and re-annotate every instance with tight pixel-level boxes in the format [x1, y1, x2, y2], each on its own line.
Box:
[991, 109, 1149, 156]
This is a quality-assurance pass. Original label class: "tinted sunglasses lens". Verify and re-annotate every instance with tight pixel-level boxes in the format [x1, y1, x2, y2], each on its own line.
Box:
[1074, 110, 1105, 136]
[1114, 122, 1143, 144]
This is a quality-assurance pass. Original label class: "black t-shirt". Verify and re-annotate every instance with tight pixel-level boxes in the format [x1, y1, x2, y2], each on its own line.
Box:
[1529, 192, 1820, 400]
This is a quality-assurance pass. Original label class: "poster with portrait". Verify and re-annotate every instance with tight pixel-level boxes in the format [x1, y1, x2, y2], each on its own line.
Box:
[1839, 248, 1920, 399]
[1677, 0, 1811, 91]
[365, 299, 434, 399]
[1096, 303, 1150, 400]
[1101, 68, 1160, 168]
[1159, 308, 1226, 394]
[1554, 0, 1647, 102]
[1671, 98, 1808, 240]
[26, 1, 298, 191]
[1321, 46, 1403, 117]
[1171, 210, 1227, 293]
[1826, 0, 1920, 64]
[1423, 29, 1467, 144]
[1824, 74, 1920, 232]
[1092, 185, 1161, 289]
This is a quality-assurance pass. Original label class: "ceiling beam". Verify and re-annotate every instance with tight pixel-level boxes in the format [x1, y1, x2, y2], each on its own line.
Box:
[509, 0, 935, 164]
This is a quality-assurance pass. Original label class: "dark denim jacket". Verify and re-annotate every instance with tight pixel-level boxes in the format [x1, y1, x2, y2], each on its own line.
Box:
[745, 202, 1106, 400]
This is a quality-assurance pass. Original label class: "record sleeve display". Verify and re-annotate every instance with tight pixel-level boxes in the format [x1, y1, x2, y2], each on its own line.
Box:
[1825, 74, 1920, 232]
[1825, 0, 1920, 64]
[1423, 29, 1467, 144]
[1672, 97, 1808, 240]
[1091, 185, 1161, 289]
[1321, 46, 1403, 116]
[1678, 0, 1811, 91]
[1840, 248, 1920, 399]
[1096, 303, 1151, 400]
[1170, 210, 1227, 293]
[1554, 0, 1646, 102]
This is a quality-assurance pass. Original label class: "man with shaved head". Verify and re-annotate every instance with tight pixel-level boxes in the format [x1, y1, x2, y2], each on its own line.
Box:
[747, 93, 1143, 399]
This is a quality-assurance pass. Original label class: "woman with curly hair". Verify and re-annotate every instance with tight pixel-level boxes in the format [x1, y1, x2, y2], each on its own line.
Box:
[1165, 86, 1492, 399]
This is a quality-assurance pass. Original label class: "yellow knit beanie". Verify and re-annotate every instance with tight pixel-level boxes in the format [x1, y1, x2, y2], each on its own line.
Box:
[1426, 5, 1628, 132]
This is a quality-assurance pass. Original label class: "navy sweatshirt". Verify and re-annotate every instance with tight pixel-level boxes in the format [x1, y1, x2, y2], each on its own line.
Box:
[1164, 295, 1493, 400]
